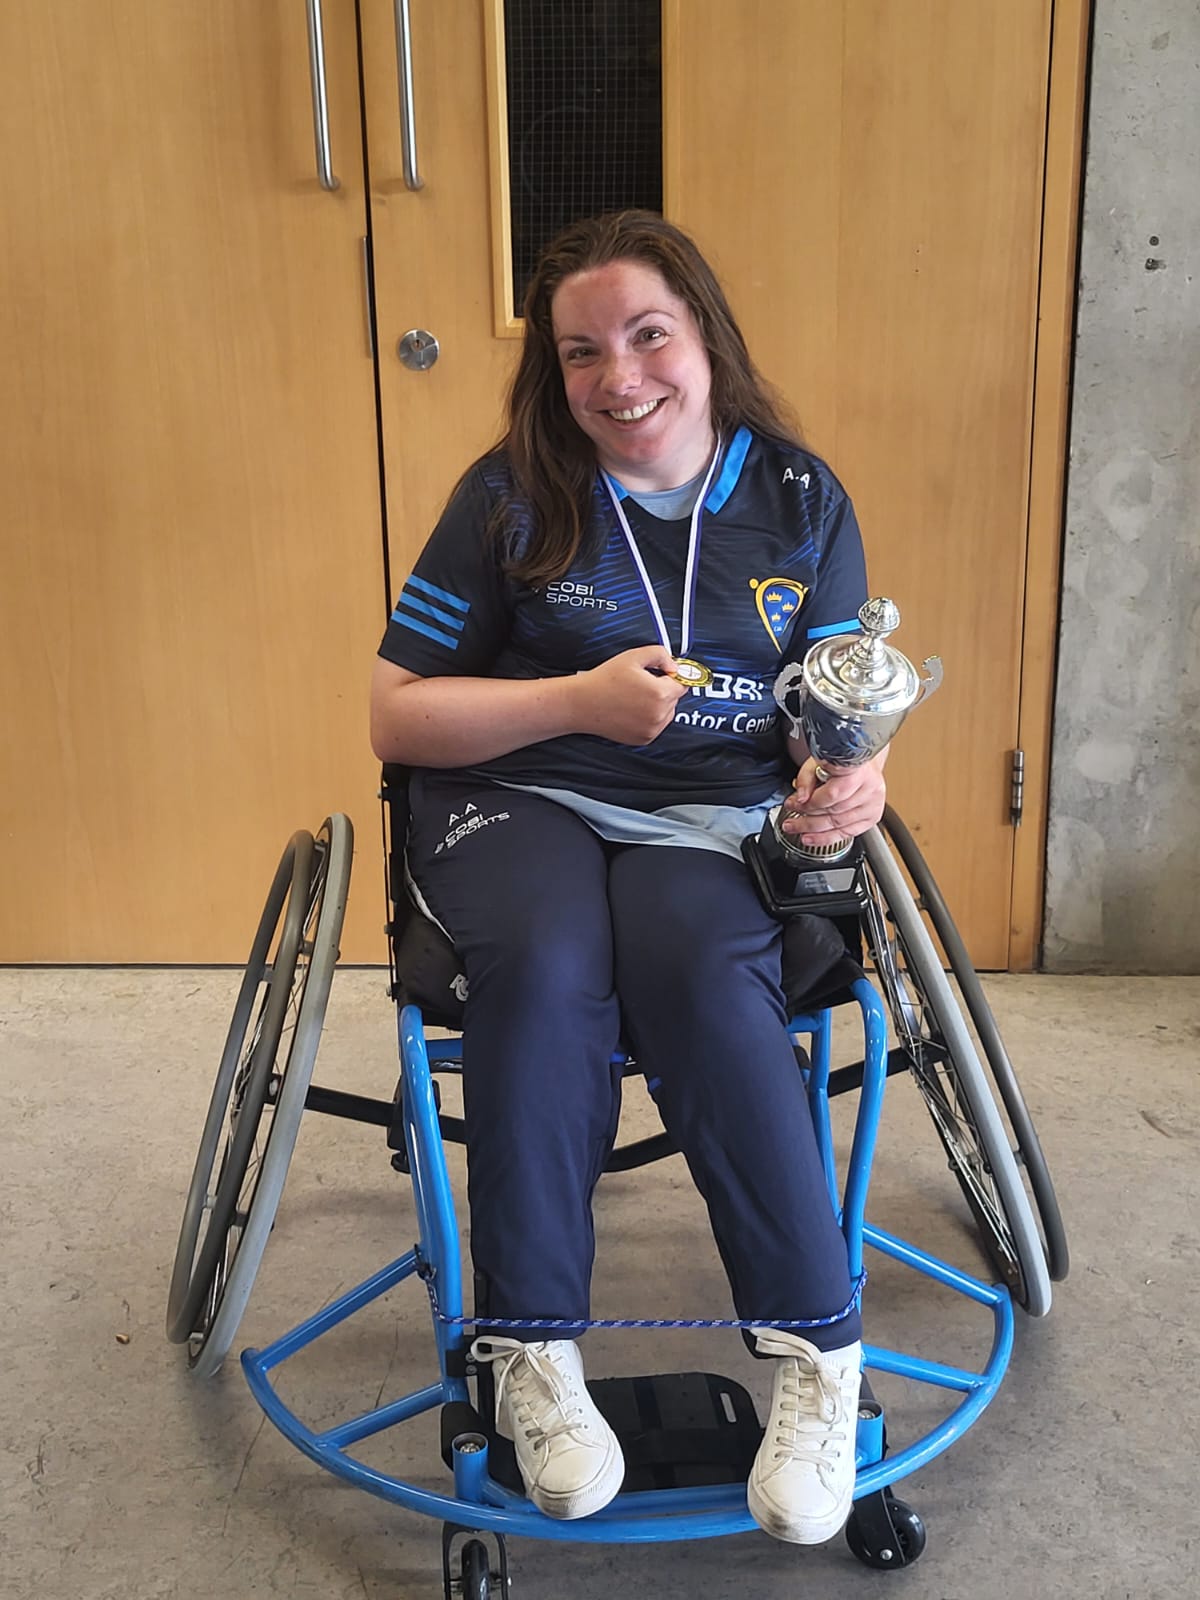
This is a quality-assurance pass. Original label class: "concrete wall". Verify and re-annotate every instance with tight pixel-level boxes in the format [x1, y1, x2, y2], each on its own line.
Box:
[1043, 0, 1200, 973]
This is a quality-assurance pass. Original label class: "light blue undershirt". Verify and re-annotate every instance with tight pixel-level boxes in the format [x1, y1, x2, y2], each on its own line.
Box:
[624, 470, 706, 522]
[494, 782, 786, 861]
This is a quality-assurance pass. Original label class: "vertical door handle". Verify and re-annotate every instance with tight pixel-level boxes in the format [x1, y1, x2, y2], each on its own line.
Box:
[393, 0, 424, 190]
[305, 0, 340, 191]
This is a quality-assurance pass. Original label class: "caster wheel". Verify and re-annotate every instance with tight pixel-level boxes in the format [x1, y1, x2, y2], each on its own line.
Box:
[845, 1495, 926, 1569]
[460, 1539, 494, 1599]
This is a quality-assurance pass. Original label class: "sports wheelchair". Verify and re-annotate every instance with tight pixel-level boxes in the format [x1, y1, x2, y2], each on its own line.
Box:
[166, 775, 1067, 1588]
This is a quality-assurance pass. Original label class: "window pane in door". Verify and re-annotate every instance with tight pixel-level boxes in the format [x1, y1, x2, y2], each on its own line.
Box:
[504, 0, 663, 312]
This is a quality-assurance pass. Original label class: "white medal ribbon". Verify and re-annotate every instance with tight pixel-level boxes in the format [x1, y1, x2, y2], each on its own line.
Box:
[600, 436, 723, 659]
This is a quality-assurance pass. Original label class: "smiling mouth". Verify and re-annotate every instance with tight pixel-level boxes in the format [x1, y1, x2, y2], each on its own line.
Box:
[606, 397, 665, 423]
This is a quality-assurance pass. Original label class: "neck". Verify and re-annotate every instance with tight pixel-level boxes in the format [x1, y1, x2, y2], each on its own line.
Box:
[602, 431, 718, 495]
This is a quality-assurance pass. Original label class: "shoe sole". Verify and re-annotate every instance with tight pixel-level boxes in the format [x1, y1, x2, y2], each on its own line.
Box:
[527, 1439, 625, 1521]
[746, 1477, 855, 1546]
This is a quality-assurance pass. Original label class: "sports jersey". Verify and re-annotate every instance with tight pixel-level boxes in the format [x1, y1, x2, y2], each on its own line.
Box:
[378, 426, 868, 812]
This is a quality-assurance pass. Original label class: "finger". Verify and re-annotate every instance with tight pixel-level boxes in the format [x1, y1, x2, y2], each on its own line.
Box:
[783, 797, 883, 834]
[635, 644, 680, 673]
[791, 758, 821, 805]
[789, 784, 815, 811]
[809, 773, 885, 811]
[792, 807, 882, 841]
[782, 811, 843, 836]
[783, 789, 840, 822]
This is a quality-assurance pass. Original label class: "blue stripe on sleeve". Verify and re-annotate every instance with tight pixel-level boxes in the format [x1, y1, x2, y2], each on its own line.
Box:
[807, 618, 859, 639]
[406, 573, 470, 614]
[393, 614, 461, 651]
[394, 593, 466, 632]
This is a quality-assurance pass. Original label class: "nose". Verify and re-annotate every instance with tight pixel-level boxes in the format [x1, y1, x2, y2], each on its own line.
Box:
[599, 349, 642, 396]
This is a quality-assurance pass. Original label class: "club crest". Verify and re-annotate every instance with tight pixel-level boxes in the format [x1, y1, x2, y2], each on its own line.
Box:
[749, 577, 808, 651]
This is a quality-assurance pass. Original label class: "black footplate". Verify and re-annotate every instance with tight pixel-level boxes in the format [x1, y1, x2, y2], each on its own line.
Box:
[443, 1372, 762, 1496]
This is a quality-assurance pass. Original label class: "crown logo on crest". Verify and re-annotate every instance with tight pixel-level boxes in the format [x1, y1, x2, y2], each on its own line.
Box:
[749, 577, 808, 652]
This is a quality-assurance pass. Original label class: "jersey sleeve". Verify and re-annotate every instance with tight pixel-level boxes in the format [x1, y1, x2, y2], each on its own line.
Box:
[377, 466, 512, 677]
[784, 482, 868, 666]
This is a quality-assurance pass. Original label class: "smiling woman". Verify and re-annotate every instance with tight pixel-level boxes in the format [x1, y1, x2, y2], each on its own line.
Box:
[552, 260, 714, 492]
[368, 209, 888, 1546]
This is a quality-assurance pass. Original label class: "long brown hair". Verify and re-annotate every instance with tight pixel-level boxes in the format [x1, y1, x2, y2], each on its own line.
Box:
[495, 211, 802, 586]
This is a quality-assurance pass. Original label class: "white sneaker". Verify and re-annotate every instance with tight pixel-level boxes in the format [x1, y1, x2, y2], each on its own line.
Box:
[747, 1331, 863, 1544]
[470, 1337, 625, 1520]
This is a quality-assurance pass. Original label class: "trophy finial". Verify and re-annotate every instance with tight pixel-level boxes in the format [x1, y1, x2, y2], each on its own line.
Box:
[858, 597, 901, 639]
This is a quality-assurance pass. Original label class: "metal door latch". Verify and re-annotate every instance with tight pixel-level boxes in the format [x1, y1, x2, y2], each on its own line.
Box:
[397, 328, 439, 370]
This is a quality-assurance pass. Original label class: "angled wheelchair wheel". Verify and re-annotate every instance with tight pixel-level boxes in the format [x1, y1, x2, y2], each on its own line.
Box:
[165, 815, 353, 1375]
[861, 825, 1053, 1316]
[880, 807, 1068, 1283]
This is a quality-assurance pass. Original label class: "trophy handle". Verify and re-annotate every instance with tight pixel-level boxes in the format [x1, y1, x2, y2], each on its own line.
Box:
[916, 655, 944, 703]
[772, 661, 807, 707]
[772, 660, 808, 738]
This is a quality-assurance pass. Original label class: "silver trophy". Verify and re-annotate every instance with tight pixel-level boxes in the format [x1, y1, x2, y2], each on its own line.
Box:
[769, 597, 943, 864]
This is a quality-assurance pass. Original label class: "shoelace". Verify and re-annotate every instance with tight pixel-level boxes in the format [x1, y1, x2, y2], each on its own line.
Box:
[471, 1339, 596, 1462]
[755, 1332, 852, 1477]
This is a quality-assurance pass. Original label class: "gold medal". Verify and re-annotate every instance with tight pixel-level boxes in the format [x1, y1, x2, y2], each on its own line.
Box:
[671, 657, 713, 687]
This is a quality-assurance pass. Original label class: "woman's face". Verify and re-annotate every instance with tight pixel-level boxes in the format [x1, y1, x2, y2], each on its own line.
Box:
[550, 259, 714, 493]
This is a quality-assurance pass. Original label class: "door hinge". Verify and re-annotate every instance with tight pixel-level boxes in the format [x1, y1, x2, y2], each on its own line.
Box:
[1009, 748, 1025, 826]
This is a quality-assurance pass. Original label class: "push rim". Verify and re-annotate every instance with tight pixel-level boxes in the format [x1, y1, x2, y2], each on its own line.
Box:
[861, 829, 1052, 1315]
[165, 817, 353, 1372]
[878, 806, 1069, 1282]
[165, 830, 314, 1345]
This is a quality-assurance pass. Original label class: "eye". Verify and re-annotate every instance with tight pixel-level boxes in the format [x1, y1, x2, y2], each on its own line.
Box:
[637, 326, 667, 346]
[563, 345, 596, 364]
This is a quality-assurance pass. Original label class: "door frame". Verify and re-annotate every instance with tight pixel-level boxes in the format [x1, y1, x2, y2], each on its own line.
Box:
[1009, 0, 1092, 970]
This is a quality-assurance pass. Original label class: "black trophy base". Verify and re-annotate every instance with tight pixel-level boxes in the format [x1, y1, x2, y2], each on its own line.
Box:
[742, 811, 867, 920]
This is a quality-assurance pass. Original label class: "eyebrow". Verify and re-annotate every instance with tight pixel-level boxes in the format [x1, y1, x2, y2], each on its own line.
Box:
[555, 309, 679, 345]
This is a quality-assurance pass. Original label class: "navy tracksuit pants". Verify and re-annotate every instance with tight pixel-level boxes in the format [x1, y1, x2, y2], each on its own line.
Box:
[406, 774, 860, 1354]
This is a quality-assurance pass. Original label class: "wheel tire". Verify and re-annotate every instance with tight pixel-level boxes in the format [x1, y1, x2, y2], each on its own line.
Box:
[879, 806, 1069, 1283]
[165, 815, 353, 1374]
[460, 1539, 493, 1600]
[845, 1497, 927, 1569]
[861, 826, 1053, 1316]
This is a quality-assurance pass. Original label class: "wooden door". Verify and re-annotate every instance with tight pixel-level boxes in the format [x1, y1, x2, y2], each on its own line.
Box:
[0, 1, 389, 961]
[360, 0, 520, 583]
[666, 0, 1073, 969]
[361, 0, 1082, 968]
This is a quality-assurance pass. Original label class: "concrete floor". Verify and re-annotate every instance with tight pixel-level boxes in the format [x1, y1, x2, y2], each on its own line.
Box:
[2, 965, 1197, 1600]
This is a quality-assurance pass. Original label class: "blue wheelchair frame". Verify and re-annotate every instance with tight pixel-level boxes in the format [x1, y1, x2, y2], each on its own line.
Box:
[242, 975, 1014, 1546]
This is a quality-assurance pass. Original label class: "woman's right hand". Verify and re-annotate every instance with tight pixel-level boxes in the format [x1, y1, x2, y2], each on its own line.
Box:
[570, 645, 690, 745]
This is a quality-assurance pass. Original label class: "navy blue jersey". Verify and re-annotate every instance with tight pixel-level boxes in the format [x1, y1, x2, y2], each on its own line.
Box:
[379, 427, 868, 810]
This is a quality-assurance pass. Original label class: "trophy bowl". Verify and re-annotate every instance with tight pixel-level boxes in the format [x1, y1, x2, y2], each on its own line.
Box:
[766, 597, 942, 868]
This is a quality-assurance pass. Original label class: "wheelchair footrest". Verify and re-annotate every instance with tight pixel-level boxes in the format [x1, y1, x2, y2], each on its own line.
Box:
[446, 1372, 762, 1496]
[592, 1371, 762, 1491]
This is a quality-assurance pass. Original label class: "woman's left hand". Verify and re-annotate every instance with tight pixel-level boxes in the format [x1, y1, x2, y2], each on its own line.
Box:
[778, 752, 888, 849]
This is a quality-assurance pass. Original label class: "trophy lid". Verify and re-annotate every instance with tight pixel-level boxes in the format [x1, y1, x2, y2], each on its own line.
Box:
[802, 598, 921, 717]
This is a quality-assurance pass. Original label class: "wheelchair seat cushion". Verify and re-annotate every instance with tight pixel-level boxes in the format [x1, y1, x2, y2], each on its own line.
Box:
[391, 901, 860, 1031]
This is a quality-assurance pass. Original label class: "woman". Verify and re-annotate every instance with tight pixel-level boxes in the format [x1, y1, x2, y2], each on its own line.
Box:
[370, 211, 887, 1543]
